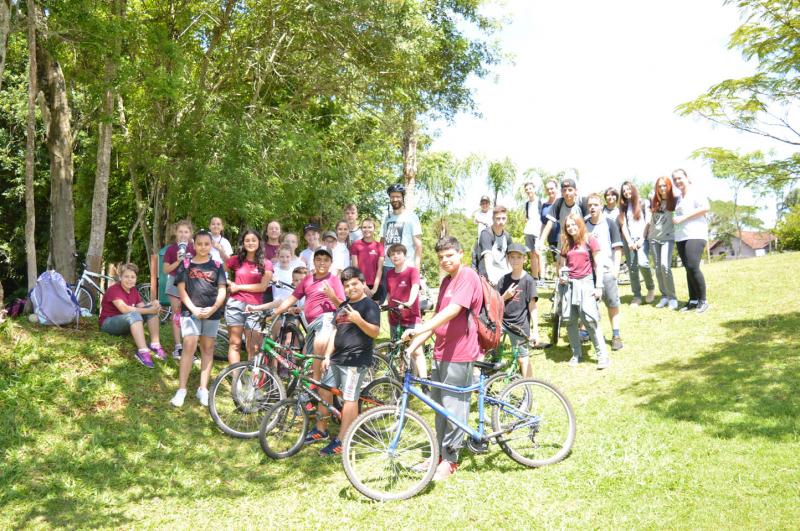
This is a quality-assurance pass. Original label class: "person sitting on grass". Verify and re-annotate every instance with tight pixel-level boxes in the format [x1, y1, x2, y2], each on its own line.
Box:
[171, 229, 227, 408]
[496, 243, 539, 378]
[98, 263, 165, 367]
[310, 266, 381, 456]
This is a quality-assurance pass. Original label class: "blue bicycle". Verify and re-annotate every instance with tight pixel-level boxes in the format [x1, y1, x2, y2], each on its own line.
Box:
[342, 356, 576, 501]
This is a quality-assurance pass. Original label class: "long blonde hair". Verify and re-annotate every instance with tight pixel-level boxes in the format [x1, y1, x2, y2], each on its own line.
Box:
[560, 213, 589, 255]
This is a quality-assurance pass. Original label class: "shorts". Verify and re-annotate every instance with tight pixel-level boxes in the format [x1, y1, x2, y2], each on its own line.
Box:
[305, 312, 335, 353]
[225, 299, 262, 330]
[601, 272, 621, 309]
[507, 330, 530, 358]
[165, 275, 179, 298]
[180, 315, 220, 338]
[321, 365, 368, 402]
[524, 234, 538, 252]
[100, 311, 155, 336]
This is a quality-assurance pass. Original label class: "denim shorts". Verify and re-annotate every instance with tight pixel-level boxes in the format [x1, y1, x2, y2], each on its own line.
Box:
[507, 330, 530, 358]
[321, 365, 368, 402]
[100, 311, 155, 336]
[180, 315, 220, 338]
[601, 272, 621, 309]
[225, 299, 262, 330]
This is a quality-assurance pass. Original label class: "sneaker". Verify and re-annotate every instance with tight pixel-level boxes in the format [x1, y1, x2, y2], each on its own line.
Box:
[196, 387, 209, 407]
[655, 297, 668, 309]
[579, 329, 590, 342]
[172, 345, 183, 360]
[135, 349, 155, 368]
[568, 356, 580, 367]
[432, 460, 458, 481]
[170, 388, 187, 407]
[150, 344, 167, 361]
[679, 301, 698, 313]
[303, 428, 329, 445]
[611, 336, 623, 351]
[319, 438, 342, 456]
[645, 290, 655, 304]
[410, 456, 441, 473]
[695, 301, 710, 314]
[630, 297, 641, 306]
[597, 357, 611, 370]
[668, 299, 679, 311]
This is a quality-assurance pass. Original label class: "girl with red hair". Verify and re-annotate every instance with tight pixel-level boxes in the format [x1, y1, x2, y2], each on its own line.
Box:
[649, 177, 678, 310]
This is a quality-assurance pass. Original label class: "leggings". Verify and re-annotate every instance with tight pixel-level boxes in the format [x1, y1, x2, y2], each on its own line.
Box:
[676, 239, 707, 302]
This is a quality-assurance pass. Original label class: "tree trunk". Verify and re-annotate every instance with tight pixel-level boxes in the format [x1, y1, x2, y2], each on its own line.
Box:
[401, 111, 418, 210]
[24, 0, 37, 290]
[0, 0, 11, 90]
[37, 43, 77, 283]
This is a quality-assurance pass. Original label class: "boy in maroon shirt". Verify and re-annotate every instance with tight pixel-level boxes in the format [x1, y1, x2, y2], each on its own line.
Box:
[385, 243, 426, 379]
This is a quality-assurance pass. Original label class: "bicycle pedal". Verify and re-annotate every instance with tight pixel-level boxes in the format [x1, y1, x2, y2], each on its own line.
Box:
[466, 438, 490, 454]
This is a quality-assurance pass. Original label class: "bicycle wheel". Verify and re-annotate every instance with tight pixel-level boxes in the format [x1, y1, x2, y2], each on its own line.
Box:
[491, 378, 575, 468]
[359, 377, 403, 413]
[208, 361, 286, 438]
[75, 287, 94, 315]
[214, 325, 230, 361]
[277, 322, 306, 394]
[258, 399, 309, 459]
[485, 372, 522, 398]
[342, 405, 438, 502]
[371, 343, 399, 381]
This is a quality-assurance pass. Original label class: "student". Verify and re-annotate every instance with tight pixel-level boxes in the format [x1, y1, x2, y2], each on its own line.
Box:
[381, 183, 423, 271]
[385, 243, 426, 378]
[306, 267, 381, 456]
[649, 176, 678, 310]
[99, 263, 165, 367]
[584, 193, 625, 351]
[558, 213, 611, 369]
[208, 217, 233, 264]
[162, 220, 195, 360]
[270, 248, 345, 380]
[344, 203, 363, 245]
[472, 195, 493, 237]
[171, 229, 227, 407]
[476, 205, 513, 285]
[349, 218, 384, 302]
[672, 169, 710, 313]
[538, 178, 589, 251]
[271, 245, 301, 301]
[280, 231, 300, 258]
[538, 179, 560, 286]
[618, 181, 656, 305]
[224, 229, 273, 363]
[299, 224, 322, 270]
[247, 266, 307, 350]
[332, 221, 352, 272]
[603, 187, 620, 219]
[496, 244, 538, 377]
[262, 220, 282, 261]
[522, 182, 543, 280]
[403, 236, 483, 481]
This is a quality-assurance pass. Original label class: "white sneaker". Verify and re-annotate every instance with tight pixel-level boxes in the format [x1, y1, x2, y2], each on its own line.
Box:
[196, 387, 209, 407]
[655, 297, 668, 309]
[170, 388, 187, 407]
[568, 356, 580, 367]
[668, 299, 679, 311]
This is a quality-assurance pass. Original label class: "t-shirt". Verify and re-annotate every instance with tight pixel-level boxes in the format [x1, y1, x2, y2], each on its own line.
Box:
[433, 266, 483, 362]
[381, 210, 423, 267]
[386, 266, 421, 326]
[650, 203, 675, 242]
[603, 206, 619, 220]
[331, 296, 381, 367]
[299, 247, 317, 269]
[473, 209, 493, 238]
[562, 237, 600, 280]
[623, 200, 650, 241]
[477, 228, 513, 285]
[99, 283, 142, 327]
[524, 199, 542, 236]
[163, 242, 196, 277]
[331, 242, 351, 272]
[674, 191, 709, 242]
[348, 228, 363, 245]
[263, 243, 280, 261]
[546, 198, 587, 235]
[292, 272, 345, 323]
[349, 239, 384, 285]
[175, 259, 227, 319]
[585, 216, 623, 275]
[225, 256, 273, 305]
[272, 264, 295, 301]
[497, 272, 537, 334]
[210, 234, 233, 263]
[540, 201, 559, 245]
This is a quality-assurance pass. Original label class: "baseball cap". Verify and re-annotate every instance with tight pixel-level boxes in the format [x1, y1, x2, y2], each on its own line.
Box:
[303, 223, 321, 234]
[506, 243, 527, 256]
[321, 231, 337, 241]
[480, 195, 491, 203]
[560, 178, 577, 189]
[313, 247, 333, 259]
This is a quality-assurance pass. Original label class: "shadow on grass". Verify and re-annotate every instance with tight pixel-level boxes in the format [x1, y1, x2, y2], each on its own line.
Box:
[625, 312, 800, 441]
[0, 320, 336, 528]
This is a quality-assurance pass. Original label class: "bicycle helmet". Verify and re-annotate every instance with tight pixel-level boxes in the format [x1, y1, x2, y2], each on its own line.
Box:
[386, 183, 406, 196]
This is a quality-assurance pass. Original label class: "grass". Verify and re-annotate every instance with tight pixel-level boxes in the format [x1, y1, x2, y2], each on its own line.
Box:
[1, 252, 799, 529]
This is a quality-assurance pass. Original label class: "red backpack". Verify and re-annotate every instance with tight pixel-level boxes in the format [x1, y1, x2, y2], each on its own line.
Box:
[471, 273, 505, 351]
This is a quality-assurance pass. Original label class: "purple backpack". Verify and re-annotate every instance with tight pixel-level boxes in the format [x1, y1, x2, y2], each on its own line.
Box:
[30, 271, 80, 326]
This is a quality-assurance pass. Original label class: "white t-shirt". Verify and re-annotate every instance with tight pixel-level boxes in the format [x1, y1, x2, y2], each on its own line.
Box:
[623, 200, 650, 242]
[523, 199, 542, 236]
[473, 209, 493, 237]
[332, 242, 350, 272]
[381, 209, 423, 267]
[209, 235, 233, 263]
[272, 264, 295, 300]
[300, 247, 316, 269]
[674, 191, 709, 242]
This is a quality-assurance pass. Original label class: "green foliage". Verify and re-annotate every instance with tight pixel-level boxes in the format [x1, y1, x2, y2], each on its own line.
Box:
[709, 198, 765, 246]
[775, 203, 800, 250]
[486, 157, 516, 204]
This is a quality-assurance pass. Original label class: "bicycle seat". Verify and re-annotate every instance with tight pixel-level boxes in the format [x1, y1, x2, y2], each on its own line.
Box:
[473, 359, 508, 372]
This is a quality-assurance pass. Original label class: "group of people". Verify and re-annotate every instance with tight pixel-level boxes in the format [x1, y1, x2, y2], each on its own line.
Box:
[95, 168, 709, 481]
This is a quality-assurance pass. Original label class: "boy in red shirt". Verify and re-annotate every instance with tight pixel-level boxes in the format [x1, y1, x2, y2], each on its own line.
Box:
[385, 243, 426, 379]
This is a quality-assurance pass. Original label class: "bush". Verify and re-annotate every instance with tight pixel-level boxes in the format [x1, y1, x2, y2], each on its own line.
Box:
[775, 205, 800, 251]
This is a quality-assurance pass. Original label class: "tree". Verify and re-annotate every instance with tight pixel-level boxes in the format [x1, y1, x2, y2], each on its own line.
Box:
[775, 203, 800, 249]
[0, 0, 11, 89]
[24, 0, 36, 290]
[677, 0, 800, 194]
[486, 157, 516, 205]
[708, 199, 764, 254]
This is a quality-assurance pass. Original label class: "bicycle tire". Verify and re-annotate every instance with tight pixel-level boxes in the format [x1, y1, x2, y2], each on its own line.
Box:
[258, 399, 309, 459]
[372, 342, 400, 380]
[214, 325, 230, 361]
[359, 377, 403, 412]
[485, 372, 522, 398]
[342, 405, 438, 501]
[366, 350, 395, 387]
[75, 287, 94, 315]
[277, 322, 306, 395]
[208, 361, 286, 438]
[491, 378, 576, 468]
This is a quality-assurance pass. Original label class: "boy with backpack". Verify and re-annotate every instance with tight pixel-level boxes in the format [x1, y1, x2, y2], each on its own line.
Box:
[496, 244, 538, 378]
[537, 178, 589, 251]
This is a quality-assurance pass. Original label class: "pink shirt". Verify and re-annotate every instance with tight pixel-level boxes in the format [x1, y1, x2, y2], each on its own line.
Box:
[292, 272, 346, 323]
[349, 239, 384, 285]
[386, 267, 421, 326]
[226, 256, 273, 305]
[433, 266, 483, 362]
[563, 237, 600, 279]
[99, 283, 142, 327]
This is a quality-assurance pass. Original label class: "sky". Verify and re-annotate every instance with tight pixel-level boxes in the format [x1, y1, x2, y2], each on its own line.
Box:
[430, 0, 786, 226]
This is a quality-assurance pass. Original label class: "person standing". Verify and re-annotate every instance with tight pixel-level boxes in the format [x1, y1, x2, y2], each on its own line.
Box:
[522, 182, 543, 281]
[618, 181, 656, 305]
[380, 183, 423, 271]
[472, 195, 494, 238]
[299, 224, 322, 270]
[262, 220, 282, 261]
[208, 217, 233, 264]
[538, 178, 589, 250]
[344, 203, 363, 245]
[350, 218, 384, 302]
[538, 179, 560, 285]
[672, 169, 710, 313]
[476, 205, 513, 285]
[649, 176, 678, 310]
[497, 243, 539, 376]
[603, 188, 620, 219]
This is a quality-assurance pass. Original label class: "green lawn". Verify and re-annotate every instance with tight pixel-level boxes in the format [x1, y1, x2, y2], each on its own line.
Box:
[2, 253, 799, 529]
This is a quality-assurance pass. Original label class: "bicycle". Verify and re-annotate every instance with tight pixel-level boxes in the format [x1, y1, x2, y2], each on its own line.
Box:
[135, 282, 173, 324]
[71, 253, 116, 315]
[370, 305, 433, 381]
[341, 350, 576, 501]
[482, 322, 540, 397]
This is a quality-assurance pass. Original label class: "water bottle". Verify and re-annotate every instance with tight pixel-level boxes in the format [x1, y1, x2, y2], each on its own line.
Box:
[177, 241, 187, 260]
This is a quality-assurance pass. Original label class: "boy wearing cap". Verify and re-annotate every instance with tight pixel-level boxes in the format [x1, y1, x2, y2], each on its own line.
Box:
[300, 224, 322, 270]
[497, 243, 538, 377]
[537, 178, 589, 251]
[473, 196, 493, 237]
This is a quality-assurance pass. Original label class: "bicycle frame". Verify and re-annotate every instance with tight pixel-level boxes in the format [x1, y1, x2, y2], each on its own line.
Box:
[75, 270, 108, 295]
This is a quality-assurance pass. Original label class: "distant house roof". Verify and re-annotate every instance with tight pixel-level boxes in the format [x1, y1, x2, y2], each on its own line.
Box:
[709, 231, 775, 251]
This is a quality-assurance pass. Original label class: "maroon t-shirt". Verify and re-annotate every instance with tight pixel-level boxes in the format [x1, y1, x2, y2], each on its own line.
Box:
[563, 237, 600, 279]
[349, 239, 384, 285]
[434, 266, 483, 362]
[292, 272, 346, 323]
[263, 243, 280, 261]
[164, 242, 196, 277]
[99, 283, 142, 327]
[386, 266, 421, 326]
[225, 256, 274, 305]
